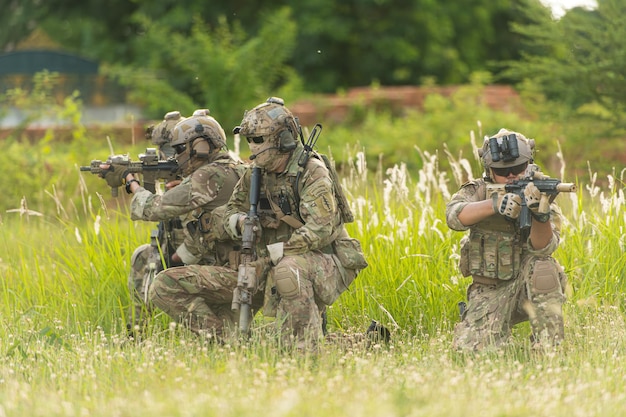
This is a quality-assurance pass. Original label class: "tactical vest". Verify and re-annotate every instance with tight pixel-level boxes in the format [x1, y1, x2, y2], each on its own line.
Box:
[256, 150, 344, 255]
[186, 156, 247, 265]
[460, 187, 526, 281]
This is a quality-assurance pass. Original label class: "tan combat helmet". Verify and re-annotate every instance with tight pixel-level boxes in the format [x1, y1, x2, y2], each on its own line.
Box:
[478, 128, 535, 179]
[146, 111, 186, 159]
[233, 97, 299, 152]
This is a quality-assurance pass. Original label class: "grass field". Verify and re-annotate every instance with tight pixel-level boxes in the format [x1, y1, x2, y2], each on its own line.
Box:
[1, 133, 625, 415]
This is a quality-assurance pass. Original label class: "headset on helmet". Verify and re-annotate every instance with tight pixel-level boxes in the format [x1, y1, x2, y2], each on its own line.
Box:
[478, 128, 535, 178]
[171, 115, 227, 151]
[233, 97, 299, 152]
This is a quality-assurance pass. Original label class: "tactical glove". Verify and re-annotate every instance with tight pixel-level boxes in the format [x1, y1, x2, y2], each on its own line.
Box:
[524, 182, 550, 222]
[492, 192, 522, 220]
[266, 242, 284, 265]
[100, 164, 130, 190]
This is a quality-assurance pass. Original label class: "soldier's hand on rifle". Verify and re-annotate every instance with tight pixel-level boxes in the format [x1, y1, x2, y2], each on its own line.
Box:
[524, 182, 550, 222]
[100, 164, 136, 194]
[165, 179, 182, 190]
[99, 163, 130, 189]
[248, 257, 272, 276]
[491, 191, 522, 220]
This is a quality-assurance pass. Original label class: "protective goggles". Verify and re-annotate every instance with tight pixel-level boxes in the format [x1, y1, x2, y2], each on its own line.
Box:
[491, 162, 528, 177]
[246, 136, 265, 144]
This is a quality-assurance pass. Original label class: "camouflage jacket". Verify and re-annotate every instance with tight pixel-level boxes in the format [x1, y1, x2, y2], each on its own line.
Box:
[130, 152, 246, 265]
[446, 178, 562, 280]
[224, 144, 345, 259]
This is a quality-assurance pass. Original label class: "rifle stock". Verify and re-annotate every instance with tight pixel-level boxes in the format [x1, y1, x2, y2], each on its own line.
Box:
[231, 167, 262, 335]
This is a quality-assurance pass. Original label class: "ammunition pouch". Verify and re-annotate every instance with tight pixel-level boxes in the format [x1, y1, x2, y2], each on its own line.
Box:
[332, 237, 368, 271]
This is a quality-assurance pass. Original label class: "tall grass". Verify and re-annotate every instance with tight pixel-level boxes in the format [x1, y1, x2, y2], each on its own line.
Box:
[1, 130, 626, 416]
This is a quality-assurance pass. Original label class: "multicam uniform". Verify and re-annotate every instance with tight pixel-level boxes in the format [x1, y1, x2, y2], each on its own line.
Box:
[446, 130, 568, 351]
[128, 111, 186, 327]
[126, 113, 245, 335]
[138, 156, 248, 338]
[224, 98, 368, 350]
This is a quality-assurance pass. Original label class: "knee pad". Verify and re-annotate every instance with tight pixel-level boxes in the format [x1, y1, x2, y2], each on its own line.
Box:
[530, 258, 561, 295]
[273, 264, 300, 300]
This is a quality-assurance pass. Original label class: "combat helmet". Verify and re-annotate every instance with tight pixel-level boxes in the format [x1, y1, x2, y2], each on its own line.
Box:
[171, 114, 227, 150]
[233, 97, 300, 153]
[478, 128, 535, 179]
[171, 114, 228, 175]
[145, 111, 186, 159]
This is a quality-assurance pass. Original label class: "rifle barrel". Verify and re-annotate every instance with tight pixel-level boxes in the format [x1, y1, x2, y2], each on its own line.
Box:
[556, 183, 576, 192]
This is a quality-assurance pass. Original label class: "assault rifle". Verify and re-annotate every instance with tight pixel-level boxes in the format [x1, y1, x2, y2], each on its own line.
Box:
[231, 166, 262, 335]
[487, 167, 576, 230]
[80, 148, 180, 196]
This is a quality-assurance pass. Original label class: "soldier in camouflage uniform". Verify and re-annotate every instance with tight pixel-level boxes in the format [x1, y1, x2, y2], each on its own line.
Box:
[446, 128, 568, 351]
[127, 110, 187, 330]
[114, 113, 247, 336]
[223, 97, 368, 350]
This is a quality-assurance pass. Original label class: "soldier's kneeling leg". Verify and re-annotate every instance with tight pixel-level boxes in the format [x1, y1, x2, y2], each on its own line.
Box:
[149, 266, 223, 338]
[273, 256, 321, 348]
[525, 257, 566, 346]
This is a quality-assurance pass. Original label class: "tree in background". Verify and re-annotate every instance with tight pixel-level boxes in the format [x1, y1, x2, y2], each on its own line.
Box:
[33, 0, 540, 93]
[102, 8, 301, 127]
[9, 0, 624, 131]
[504, 0, 626, 130]
[1, 0, 49, 52]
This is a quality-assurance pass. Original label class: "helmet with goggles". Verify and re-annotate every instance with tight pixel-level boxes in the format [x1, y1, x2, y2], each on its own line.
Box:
[478, 128, 534, 178]
[233, 97, 299, 152]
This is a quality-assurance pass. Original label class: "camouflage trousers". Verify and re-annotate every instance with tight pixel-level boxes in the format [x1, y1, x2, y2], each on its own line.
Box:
[128, 243, 162, 327]
[267, 251, 356, 351]
[148, 264, 250, 341]
[148, 251, 355, 349]
[454, 255, 567, 351]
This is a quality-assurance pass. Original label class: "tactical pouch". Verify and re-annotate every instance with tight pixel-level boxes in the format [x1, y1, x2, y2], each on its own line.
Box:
[468, 231, 519, 280]
[333, 237, 368, 270]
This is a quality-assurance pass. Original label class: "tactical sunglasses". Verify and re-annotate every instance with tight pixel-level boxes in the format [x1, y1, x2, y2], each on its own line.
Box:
[173, 144, 187, 154]
[491, 162, 528, 177]
[246, 136, 265, 144]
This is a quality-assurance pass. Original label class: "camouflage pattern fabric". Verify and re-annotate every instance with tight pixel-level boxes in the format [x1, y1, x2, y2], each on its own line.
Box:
[128, 219, 186, 328]
[446, 178, 567, 351]
[128, 244, 160, 326]
[222, 143, 366, 350]
[127, 152, 244, 329]
[130, 153, 244, 264]
[149, 264, 264, 341]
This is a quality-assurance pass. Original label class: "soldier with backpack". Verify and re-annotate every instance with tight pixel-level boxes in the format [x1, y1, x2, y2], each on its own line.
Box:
[223, 97, 368, 350]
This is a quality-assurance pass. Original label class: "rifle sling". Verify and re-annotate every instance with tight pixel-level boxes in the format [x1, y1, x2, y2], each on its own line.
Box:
[265, 185, 305, 229]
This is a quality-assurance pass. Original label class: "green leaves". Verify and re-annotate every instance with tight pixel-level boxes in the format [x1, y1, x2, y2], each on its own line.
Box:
[104, 7, 301, 131]
[505, 0, 626, 129]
